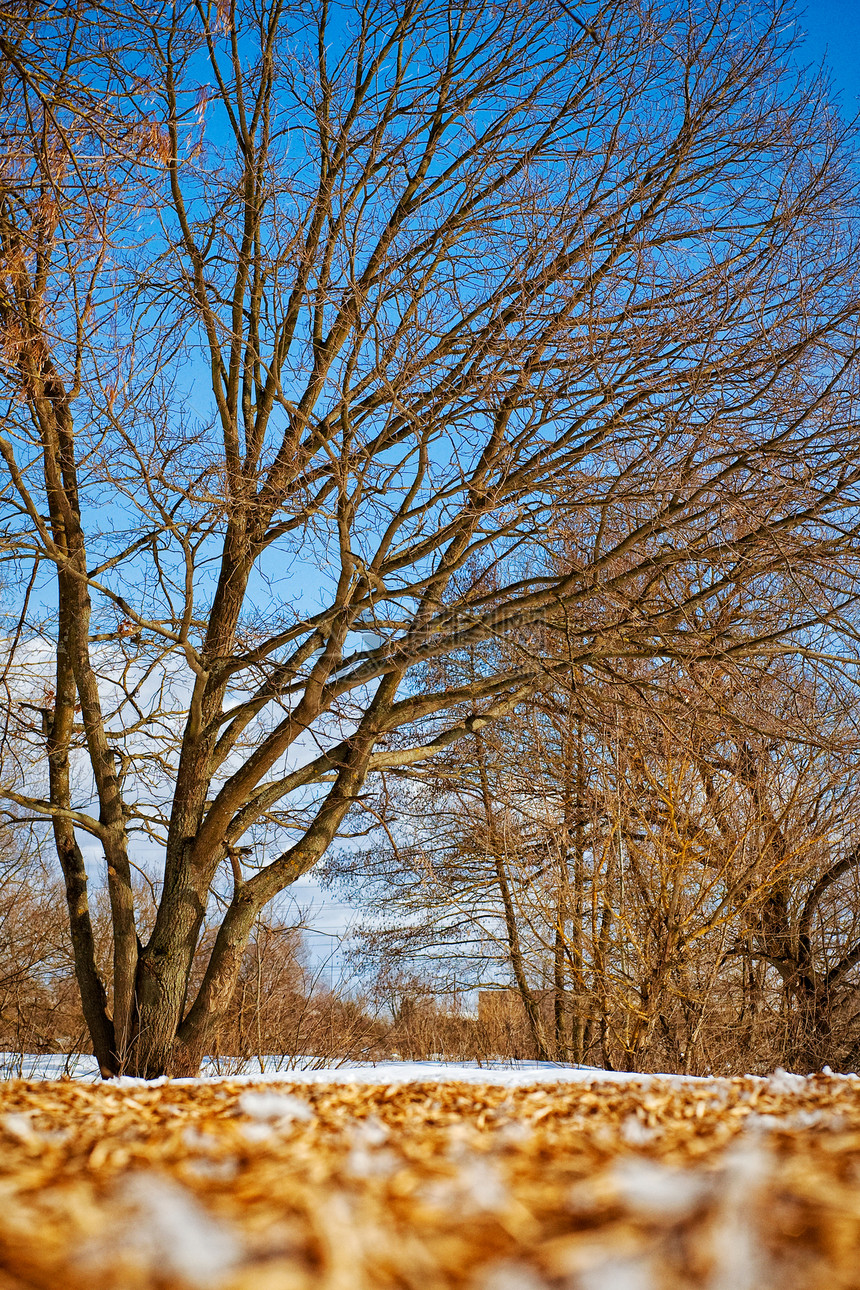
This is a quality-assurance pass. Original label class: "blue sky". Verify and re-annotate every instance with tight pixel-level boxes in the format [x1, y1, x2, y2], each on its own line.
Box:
[800, 1, 860, 114]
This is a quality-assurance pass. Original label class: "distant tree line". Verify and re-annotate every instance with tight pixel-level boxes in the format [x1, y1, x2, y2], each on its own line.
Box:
[326, 630, 860, 1074]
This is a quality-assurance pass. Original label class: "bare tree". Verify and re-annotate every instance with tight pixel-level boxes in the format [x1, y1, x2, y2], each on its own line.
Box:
[333, 647, 860, 1072]
[1, 0, 860, 1075]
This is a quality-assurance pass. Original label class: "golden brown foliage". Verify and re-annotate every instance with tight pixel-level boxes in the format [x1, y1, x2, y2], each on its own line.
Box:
[0, 1075, 860, 1287]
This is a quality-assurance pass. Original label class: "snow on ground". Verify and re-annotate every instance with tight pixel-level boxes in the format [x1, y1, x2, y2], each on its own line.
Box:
[153, 1060, 699, 1089]
[0, 1052, 101, 1081]
[4, 1052, 648, 1084]
[0, 1051, 853, 1086]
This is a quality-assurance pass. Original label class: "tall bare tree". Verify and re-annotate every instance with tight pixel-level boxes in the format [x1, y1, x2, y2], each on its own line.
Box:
[2, 0, 860, 1074]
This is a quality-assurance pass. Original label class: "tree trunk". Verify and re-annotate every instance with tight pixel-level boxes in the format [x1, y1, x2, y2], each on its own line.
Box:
[129, 867, 209, 1077]
[474, 732, 552, 1061]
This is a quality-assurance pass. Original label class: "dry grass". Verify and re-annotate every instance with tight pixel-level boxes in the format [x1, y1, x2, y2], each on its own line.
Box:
[0, 1074, 858, 1288]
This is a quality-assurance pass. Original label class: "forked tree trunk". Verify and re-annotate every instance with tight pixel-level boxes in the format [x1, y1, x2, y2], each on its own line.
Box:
[128, 875, 210, 1077]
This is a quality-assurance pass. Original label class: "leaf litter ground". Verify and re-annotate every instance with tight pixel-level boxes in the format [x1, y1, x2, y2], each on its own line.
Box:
[0, 1070, 858, 1289]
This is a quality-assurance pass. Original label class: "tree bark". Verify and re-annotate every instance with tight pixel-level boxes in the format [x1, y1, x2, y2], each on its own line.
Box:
[474, 732, 552, 1062]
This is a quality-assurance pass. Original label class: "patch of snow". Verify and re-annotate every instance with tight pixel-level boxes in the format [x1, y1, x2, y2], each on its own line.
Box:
[82, 1173, 240, 1288]
[460, 1158, 509, 1212]
[620, 1114, 657, 1145]
[344, 1116, 396, 1178]
[169, 1060, 695, 1089]
[239, 1121, 276, 1144]
[349, 1115, 389, 1147]
[1, 1111, 37, 1142]
[766, 1067, 807, 1095]
[612, 1157, 709, 1220]
[745, 1108, 843, 1132]
[474, 1259, 550, 1290]
[236, 1089, 314, 1122]
[422, 1155, 508, 1215]
[181, 1126, 221, 1152]
[184, 1155, 239, 1182]
[345, 1144, 400, 1179]
[0, 1052, 101, 1082]
[495, 1119, 532, 1147]
[578, 1254, 655, 1290]
[707, 1139, 772, 1290]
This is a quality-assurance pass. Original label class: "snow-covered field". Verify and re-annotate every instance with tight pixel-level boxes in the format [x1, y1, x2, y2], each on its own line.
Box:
[0, 1052, 684, 1084]
[0, 1058, 857, 1288]
[4, 1051, 839, 1086]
